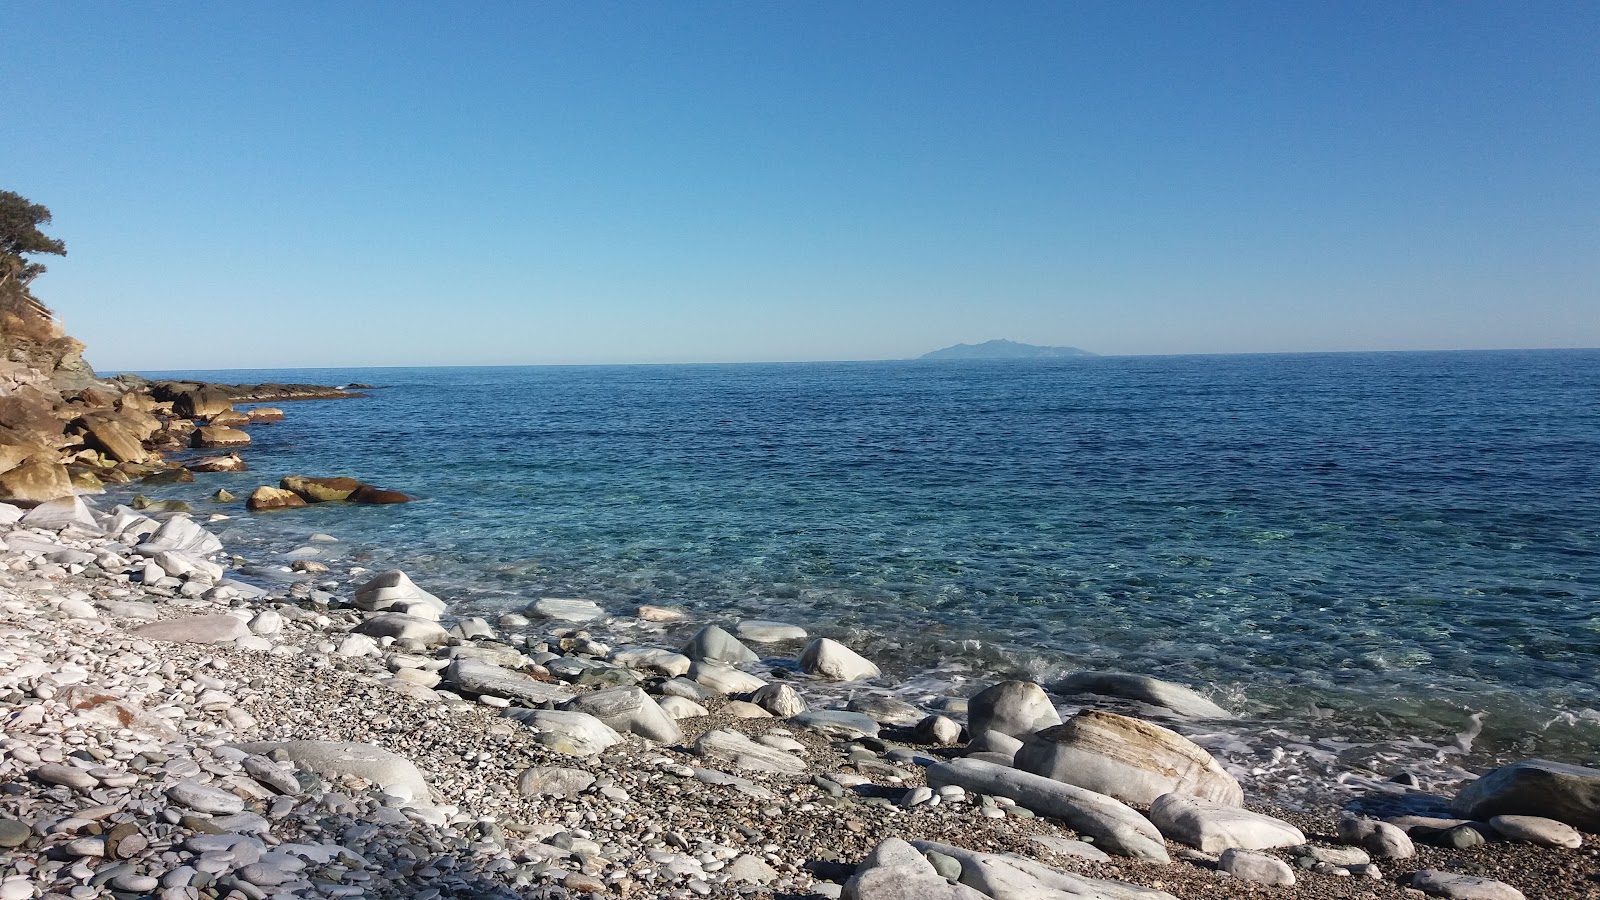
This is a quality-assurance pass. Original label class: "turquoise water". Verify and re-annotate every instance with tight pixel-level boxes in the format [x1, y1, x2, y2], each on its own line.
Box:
[127, 351, 1600, 759]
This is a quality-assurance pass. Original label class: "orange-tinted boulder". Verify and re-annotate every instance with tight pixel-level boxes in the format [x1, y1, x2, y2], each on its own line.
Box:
[247, 486, 307, 511]
[349, 484, 414, 504]
[192, 426, 250, 448]
[281, 475, 363, 502]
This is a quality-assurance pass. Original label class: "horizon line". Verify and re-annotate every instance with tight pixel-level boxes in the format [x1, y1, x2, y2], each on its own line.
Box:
[102, 344, 1600, 376]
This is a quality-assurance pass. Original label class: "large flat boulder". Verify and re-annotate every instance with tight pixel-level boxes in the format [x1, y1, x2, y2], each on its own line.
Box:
[448, 657, 571, 705]
[926, 757, 1168, 862]
[132, 615, 249, 644]
[192, 425, 250, 448]
[75, 412, 150, 464]
[20, 495, 100, 531]
[1014, 709, 1243, 807]
[233, 740, 432, 806]
[908, 840, 1177, 900]
[1452, 759, 1600, 832]
[353, 613, 449, 646]
[281, 474, 363, 502]
[560, 686, 682, 744]
[0, 460, 72, 505]
[681, 625, 759, 665]
[1150, 792, 1304, 853]
[694, 729, 806, 775]
[503, 709, 622, 756]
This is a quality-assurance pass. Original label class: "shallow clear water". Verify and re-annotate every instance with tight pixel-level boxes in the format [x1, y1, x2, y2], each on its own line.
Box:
[128, 351, 1600, 761]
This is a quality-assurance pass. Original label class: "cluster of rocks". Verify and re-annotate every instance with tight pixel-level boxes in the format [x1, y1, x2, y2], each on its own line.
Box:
[246, 477, 413, 512]
[0, 335, 359, 510]
[3, 494, 1595, 899]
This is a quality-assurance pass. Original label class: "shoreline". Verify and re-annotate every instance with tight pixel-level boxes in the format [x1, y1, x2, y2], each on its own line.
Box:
[2, 494, 1593, 898]
[2, 379, 1595, 900]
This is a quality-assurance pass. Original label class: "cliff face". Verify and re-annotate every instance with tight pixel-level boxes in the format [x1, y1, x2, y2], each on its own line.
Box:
[0, 283, 97, 394]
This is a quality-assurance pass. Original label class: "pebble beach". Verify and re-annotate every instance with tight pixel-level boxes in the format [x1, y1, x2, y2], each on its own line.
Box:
[3, 416, 1599, 900]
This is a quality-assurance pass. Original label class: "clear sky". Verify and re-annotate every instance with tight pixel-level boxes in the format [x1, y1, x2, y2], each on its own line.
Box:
[5, 2, 1597, 370]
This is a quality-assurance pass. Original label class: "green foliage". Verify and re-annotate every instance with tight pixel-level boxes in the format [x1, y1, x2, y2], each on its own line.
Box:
[0, 190, 67, 289]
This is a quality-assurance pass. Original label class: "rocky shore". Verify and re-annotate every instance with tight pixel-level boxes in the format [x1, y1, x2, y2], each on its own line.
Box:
[3, 490, 1599, 900]
[3, 294, 1597, 900]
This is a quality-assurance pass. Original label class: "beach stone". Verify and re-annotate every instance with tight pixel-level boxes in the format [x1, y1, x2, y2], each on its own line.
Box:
[969, 680, 1062, 738]
[657, 696, 709, 719]
[792, 709, 880, 739]
[518, 766, 596, 799]
[353, 612, 450, 646]
[657, 676, 716, 701]
[610, 647, 692, 677]
[527, 597, 606, 621]
[167, 780, 246, 814]
[726, 700, 772, 718]
[246, 485, 306, 510]
[447, 656, 571, 704]
[636, 604, 688, 622]
[58, 597, 97, 618]
[1488, 814, 1582, 848]
[242, 756, 301, 795]
[1452, 759, 1600, 831]
[136, 513, 224, 556]
[750, 682, 807, 717]
[695, 729, 806, 775]
[32, 763, 99, 791]
[848, 695, 923, 726]
[1411, 870, 1526, 900]
[1027, 834, 1112, 862]
[725, 854, 778, 884]
[1338, 815, 1416, 859]
[0, 818, 30, 848]
[908, 840, 1177, 900]
[926, 758, 1169, 861]
[1294, 844, 1370, 866]
[1150, 792, 1305, 853]
[915, 714, 963, 744]
[689, 661, 766, 694]
[1219, 848, 1295, 886]
[1015, 709, 1243, 807]
[682, 624, 760, 665]
[132, 615, 250, 644]
[733, 619, 808, 643]
[233, 740, 433, 805]
[968, 728, 1024, 759]
[352, 570, 447, 617]
[504, 709, 623, 756]
[21, 494, 100, 530]
[249, 610, 281, 635]
[336, 633, 380, 657]
[799, 637, 881, 680]
[561, 686, 683, 744]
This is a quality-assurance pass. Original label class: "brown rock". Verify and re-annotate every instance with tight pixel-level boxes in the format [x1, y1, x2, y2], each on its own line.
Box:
[0, 390, 67, 446]
[190, 453, 248, 473]
[140, 467, 194, 485]
[0, 460, 73, 505]
[247, 407, 286, 421]
[247, 486, 307, 511]
[0, 441, 45, 473]
[171, 388, 234, 419]
[192, 426, 250, 448]
[207, 410, 250, 427]
[281, 475, 363, 502]
[68, 468, 104, 491]
[74, 412, 151, 464]
[349, 484, 414, 504]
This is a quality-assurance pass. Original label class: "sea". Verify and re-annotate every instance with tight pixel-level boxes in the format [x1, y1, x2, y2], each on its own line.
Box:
[120, 350, 1600, 799]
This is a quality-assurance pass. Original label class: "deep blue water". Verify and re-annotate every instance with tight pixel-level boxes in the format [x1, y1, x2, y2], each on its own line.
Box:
[129, 351, 1600, 756]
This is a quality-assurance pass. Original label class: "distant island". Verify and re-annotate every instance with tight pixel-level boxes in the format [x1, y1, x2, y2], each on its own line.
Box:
[918, 339, 1097, 360]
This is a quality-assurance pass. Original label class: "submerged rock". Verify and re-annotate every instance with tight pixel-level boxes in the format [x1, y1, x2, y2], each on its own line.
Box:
[1050, 670, 1233, 719]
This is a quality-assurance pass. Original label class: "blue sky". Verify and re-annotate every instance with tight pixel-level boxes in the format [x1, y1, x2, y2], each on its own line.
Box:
[5, 2, 1597, 369]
